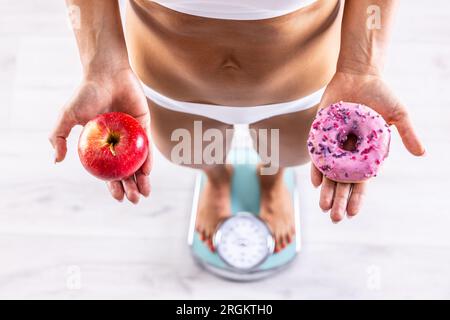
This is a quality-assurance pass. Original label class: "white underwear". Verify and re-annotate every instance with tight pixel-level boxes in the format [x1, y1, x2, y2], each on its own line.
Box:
[141, 82, 324, 125]
[150, 0, 318, 20]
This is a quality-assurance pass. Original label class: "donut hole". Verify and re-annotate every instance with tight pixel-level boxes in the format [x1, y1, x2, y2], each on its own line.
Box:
[341, 133, 359, 152]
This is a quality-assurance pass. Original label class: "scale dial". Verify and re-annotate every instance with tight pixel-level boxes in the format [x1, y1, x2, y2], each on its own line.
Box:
[213, 212, 274, 271]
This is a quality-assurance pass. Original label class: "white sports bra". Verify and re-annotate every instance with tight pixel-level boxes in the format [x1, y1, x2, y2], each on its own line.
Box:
[151, 0, 318, 20]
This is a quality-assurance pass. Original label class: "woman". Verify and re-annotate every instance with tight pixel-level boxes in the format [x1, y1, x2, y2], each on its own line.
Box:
[49, 0, 425, 252]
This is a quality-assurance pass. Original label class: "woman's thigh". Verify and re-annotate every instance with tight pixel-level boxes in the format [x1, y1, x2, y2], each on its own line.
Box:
[148, 99, 233, 169]
[250, 104, 318, 168]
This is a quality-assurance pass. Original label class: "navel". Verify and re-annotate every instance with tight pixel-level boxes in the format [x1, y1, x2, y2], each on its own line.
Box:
[220, 54, 241, 71]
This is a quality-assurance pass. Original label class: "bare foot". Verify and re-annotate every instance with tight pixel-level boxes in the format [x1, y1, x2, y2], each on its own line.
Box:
[195, 165, 233, 251]
[258, 166, 295, 253]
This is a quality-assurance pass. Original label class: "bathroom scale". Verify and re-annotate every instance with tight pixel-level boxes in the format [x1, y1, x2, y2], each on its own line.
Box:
[188, 147, 301, 281]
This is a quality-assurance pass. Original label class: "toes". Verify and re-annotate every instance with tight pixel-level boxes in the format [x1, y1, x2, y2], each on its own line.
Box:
[285, 233, 292, 245]
[203, 231, 215, 252]
[273, 234, 281, 253]
[195, 225, 215, 252]
[195, 223, 201, 236]
[273, 232, 292, 253]
[279, 235, 286, 250]
[274, 243, 281, 253]
[198, 229, 206, 242]
[207, 237, 215, 252]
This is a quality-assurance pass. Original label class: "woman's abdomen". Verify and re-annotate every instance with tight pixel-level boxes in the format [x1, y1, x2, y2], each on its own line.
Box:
[125, 0, 342, 106]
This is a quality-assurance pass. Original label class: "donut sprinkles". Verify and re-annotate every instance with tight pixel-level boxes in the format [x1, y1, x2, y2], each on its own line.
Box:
[308, 102, 391, 183]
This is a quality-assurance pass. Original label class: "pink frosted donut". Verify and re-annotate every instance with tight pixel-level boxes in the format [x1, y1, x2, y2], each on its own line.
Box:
[308, 102, 391, 183]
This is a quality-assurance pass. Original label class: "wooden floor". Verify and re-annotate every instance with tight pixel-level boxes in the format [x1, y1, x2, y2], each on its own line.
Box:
[0, 0, 449, 299]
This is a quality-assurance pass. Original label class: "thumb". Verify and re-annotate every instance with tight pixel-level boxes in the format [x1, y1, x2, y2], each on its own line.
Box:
[392, 104, 426, 156]
[49, 108, 77, 163]
[316, 84, 339, 112]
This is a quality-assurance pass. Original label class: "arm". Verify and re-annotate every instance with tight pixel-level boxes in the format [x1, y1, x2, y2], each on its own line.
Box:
[312, 0, 425, 223]
[67, 0, 129, 76]
[337, 0, 398, 76]
[50, 0, 151, 204]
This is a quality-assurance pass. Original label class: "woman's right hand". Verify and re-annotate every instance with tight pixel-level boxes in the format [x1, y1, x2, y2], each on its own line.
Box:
[49, 68, 152, 204]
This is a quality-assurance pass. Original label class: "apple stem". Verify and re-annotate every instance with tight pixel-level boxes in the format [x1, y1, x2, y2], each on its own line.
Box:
[109, 144, 116, 156]
[106, 131, 120, 156]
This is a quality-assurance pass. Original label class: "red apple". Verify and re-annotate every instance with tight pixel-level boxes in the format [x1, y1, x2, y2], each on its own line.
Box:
[78, 112, 149, 181]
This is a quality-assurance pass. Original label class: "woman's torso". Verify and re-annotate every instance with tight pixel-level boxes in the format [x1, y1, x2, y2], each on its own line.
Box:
[125, 0, 342, 106]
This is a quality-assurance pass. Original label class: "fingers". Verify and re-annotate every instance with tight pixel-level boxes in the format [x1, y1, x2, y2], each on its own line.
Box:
[347, 182, 367, 218]
[124, 113, 152, 201]
[107, 181, 125, 202]
[393, 104, 426, 156]
[107, 171, 150, 204]
[135, 169, 151, 197]
[330, 183, 351, 223]
[49, 108, 77, 163]
[140, 152, 153, 176]
[319, 181, 367, 223]
[319, 177, 336, 212]
[122, 176, 141, 204]
[311, 164, 323, 188]
[134, 113, 153, 179]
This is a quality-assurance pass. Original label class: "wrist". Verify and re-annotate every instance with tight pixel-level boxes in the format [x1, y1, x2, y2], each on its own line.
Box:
[83, 52, 130, 77]
[337, 56, 384, 77]
[83, 56, 131, 82]
[79, 27, 130, 78]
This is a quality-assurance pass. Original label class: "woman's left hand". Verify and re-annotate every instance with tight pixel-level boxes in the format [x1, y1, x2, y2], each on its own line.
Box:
[311, 71, 426, 223]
